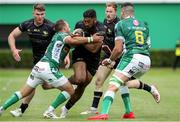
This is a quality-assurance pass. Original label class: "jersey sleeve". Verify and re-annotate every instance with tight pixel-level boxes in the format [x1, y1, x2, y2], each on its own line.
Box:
[114, 22, 125, 42]
[18, 21, 28, 32]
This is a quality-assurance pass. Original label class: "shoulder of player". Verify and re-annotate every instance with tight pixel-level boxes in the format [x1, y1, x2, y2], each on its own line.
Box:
[20, 18, 34, 26]
[96, 21, 105, 30]
[43, 19, 55, 28]
[75, 20, 84, 29]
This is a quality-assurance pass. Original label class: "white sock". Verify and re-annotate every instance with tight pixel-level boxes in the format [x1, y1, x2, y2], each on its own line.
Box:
[48, 106, 55, 112]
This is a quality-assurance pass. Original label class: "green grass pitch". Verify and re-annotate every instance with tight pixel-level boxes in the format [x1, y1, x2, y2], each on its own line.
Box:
[0, 68, 180, 122]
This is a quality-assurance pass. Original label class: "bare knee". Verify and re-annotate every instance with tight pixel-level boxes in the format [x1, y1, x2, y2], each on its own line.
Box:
[74, 75, 86, 85]
[95, 77, 104, 90]
[68, 88, 75, 96]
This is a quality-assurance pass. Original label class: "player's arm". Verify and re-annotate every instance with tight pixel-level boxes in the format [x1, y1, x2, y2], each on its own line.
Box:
[8, 27, 23, 61]
[109, 39, 123, 61]
[84, 31, 105, 53]
[84, 42, 102, 53]
[102, 22, 124, 66]
[64, 35, 103, 45]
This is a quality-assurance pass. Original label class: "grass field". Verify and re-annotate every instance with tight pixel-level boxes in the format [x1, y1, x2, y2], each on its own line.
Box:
[0, 68, 180, 122]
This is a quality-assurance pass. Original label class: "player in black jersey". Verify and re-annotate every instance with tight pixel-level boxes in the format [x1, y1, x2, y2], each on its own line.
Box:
[65, 10, 105, 115]
[43, 9, 106, 119]
[8, 3, 55, 117]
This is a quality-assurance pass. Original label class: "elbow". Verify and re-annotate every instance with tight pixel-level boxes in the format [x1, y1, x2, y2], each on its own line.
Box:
[8, 34, 12, 41]
[8, 33, 14, 42]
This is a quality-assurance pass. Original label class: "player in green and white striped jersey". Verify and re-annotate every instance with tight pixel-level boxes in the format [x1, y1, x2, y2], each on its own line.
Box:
[0, 19, 103, 117]
[88, 3, 160, 120]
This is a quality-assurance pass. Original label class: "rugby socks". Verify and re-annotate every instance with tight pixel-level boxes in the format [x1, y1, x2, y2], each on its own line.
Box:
[120, 86, 132, 114]
[20, 103, 28, 113]
[51, 91, 70, 109]
[65, 100, 75, 110]
[2, 91, 22, 110]
[101, 91, 114, 114]
[91, 91, 103, 109]
[138, 80, 151, 92]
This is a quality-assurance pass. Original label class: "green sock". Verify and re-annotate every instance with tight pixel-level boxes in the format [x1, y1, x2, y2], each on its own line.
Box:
[3, 93, 20, 110]
[101, 96, 113, 114]
[121, 93, 132, 113]
[51, 92, 68, 109]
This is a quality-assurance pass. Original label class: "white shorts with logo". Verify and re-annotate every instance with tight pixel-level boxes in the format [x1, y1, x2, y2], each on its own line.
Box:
[26, 61, 68, 88]
[115, 54, 151, 79]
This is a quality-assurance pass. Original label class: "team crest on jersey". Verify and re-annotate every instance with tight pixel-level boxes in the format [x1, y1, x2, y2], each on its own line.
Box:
[133, 20, 139, 26]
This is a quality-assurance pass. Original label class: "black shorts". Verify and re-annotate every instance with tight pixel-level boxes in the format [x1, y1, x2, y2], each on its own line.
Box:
[72, 47, 100, 76]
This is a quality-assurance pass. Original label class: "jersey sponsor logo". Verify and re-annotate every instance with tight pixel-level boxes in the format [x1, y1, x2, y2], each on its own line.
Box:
[43, 31, 49, 37]
[52, 41, 63, 62]
[33, 66, 45, 73]
[133, 20, 139, 26]
[34, 29, 40, 32]
[30, 74, 34, 80]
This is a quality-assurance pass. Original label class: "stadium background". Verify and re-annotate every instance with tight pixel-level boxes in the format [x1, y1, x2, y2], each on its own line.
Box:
[0, 1, 180, 67]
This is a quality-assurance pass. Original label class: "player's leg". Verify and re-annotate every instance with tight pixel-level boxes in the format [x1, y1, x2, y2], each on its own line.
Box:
[80, 65, 112, 115]
[126, 79, 160, 103]
[88, 71, 129, 120]
[0, 71, 41, 116]
[10, 89, 35, 117]
[88, 54, 151, 120]
[60, 65, 93, 118]
[119, 85, 134, 119]
[41, 61, 75, 119]
[43, 78, 74, 119]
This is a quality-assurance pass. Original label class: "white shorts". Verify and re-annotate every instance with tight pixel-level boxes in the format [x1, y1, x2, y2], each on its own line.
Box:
[115, 54, 151, 78]
[27, 61, 68, 88]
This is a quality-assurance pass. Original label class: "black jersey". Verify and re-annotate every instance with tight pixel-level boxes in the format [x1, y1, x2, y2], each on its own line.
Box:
[19, 18, 55, 64]
[103, 17, 120, 51]
[72, 20, 105, 75]
[74, 20, 106, 58]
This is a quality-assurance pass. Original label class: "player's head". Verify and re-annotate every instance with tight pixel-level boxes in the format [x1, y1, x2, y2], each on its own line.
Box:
[33, 3, 46, 25]
[83, 9, 97, 29]
[55, 19, 70, 33]
[105, 2, 117, 22]
[120, 2, 134, 19]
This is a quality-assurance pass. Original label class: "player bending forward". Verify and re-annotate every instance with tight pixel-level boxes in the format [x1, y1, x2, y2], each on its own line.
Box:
[0, 19, 103, 117]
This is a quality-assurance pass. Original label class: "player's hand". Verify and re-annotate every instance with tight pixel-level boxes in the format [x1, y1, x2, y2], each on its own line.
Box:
[72, 28, 84, 37]
[64, 54, 70, 69]
[102, 45, 111, 55]
[12, 48, 22, 62]
[92, 35, 104, 43]
[102, 58, 115, 68]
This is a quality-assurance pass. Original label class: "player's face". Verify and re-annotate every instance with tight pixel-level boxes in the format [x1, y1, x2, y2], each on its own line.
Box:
[83, 18, 95, 29]
[64, 22, 70, 33]
[33, 9, 45, 25]
[105, 6, 117, 22]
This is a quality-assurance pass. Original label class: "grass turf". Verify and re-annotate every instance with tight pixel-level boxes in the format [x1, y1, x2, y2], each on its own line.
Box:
[0, 68, 180, 121]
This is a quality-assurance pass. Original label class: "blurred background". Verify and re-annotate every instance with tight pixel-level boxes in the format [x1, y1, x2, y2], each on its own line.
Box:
[0, 0, 180, 68]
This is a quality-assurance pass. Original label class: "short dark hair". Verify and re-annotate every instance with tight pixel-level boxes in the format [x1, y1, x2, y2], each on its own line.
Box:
[106, 2, 118, 11]
[121, 2, 134, 8]
[33, 3, 45, 11]
[83, 9, 96, 18]
[55, 19, 66, 32]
